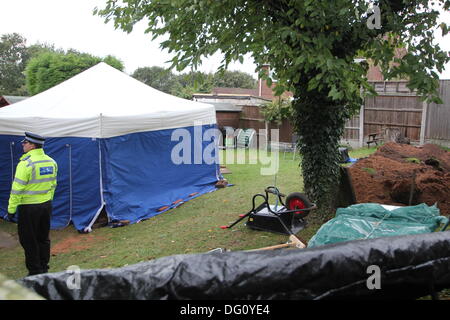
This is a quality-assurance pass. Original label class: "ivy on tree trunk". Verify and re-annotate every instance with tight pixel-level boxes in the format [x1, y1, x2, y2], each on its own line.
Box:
[292, 90, 350, 218]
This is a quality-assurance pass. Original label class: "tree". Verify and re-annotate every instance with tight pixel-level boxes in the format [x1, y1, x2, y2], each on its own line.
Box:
[25, 51, 124, 95]
[0, 33, 125, 97]
[133, 66, 257, 97]
[213, 70, 256, 88]
[261, 98, 293, 126]
[132, 66, 256, 97]
[96, 0, 450, 217]
[0, 34, 73, 96]
[27, 42, 63, 59]
[0, 34, 64, 96]
[132, 66, 179, 94]
[0, 33, 29, 95]
[103, 54, 125, 71]
[171, 71, 214, 99]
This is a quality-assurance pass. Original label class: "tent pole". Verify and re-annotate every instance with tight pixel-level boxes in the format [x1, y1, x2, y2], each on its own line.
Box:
[84, 138, 105, 233]
[66, 144, 73, 228]
[10, 142, 15, 183]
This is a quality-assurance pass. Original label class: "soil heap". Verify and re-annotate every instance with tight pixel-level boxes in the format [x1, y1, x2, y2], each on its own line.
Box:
[348, 142, 450, 216]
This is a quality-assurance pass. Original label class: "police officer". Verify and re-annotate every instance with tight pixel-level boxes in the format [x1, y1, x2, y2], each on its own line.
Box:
[7, 132, 58, 276]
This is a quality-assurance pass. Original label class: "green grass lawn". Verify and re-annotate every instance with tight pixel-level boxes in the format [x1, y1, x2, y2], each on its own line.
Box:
[0, 147, 377, 280]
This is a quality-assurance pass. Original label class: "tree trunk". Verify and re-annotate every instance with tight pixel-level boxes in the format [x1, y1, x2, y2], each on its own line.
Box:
[291, 94, 349, 219]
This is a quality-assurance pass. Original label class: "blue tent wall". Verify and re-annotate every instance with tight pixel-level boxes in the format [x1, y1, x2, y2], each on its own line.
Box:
[51, 137, 103, 230]
[1, 124, 220, 231]
[0, 135, 22, 220]
[101, 124, 220, 224]
[0, 135, 103, 231]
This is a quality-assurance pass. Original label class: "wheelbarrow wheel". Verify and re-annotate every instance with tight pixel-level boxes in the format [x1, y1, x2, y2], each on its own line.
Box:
[285, 192, 312, 218]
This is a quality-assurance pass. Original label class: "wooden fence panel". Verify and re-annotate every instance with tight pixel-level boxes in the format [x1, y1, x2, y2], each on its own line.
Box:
[238, 105, 294, 143]
[239, 105, 266, 145]
[344, 114, 360, 140]
[341, 80, 450, 147]
[241, 105, 262, 119]
[269, 119, 294, 143]
[230, 81, 449, 147]
[426, 80, 450, 141]
[216, 112, 240, 129]
[364, 95, 423, 141]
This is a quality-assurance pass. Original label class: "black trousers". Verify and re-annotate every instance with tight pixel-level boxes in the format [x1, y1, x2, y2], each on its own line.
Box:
[17, 201, 52, 276]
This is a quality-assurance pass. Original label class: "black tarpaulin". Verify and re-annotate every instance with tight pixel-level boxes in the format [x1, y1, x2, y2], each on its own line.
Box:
[18, 231, 450, 300]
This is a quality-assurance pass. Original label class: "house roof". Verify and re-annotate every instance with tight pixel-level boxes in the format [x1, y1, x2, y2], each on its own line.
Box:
[193, 93, 267, 100]
[193, 91, 271, 102]
[211, 87, 258, 96]
[208, 102, 243, 112]
[0, 95, 28, 106]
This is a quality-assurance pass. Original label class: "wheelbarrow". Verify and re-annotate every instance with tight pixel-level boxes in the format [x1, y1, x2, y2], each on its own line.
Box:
[220, 186, 317, 249]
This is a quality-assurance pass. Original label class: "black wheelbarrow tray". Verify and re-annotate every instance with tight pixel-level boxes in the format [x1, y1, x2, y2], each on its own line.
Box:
[220, 186, 317, 248]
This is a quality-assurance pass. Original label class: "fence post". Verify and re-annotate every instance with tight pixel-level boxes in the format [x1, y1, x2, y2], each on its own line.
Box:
[359, 103, 365, 148]
[420, 100, 428, 145]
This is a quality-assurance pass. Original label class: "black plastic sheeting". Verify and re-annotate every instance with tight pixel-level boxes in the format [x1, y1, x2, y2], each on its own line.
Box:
[18, 231, 450, 300]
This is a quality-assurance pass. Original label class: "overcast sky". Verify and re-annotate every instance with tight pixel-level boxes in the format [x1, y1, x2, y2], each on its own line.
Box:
[1, 0, 449, 79]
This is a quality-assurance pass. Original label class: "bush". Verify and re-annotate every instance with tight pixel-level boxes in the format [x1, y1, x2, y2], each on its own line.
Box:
[25, 51, 123, 95]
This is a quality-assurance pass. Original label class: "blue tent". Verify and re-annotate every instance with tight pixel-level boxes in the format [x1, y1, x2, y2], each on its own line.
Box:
[0, 63, 221, 232]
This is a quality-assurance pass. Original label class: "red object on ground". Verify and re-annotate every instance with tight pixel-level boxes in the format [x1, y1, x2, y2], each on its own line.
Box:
[288, 198, 306, 214]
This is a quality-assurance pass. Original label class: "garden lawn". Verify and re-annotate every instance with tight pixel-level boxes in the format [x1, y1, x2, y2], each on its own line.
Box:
[0, 147, 376, 280]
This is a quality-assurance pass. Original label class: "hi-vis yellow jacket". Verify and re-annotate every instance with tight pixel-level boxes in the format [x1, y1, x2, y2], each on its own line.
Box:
[8, 148, 58, 214]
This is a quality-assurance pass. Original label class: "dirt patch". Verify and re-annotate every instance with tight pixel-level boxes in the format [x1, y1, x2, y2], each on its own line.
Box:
[349, 142, 450, 216]
[51, 233, 108, 255]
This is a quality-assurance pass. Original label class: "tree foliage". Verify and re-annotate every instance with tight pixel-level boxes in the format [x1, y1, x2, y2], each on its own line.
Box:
[132, 66, 256, 97]
[212, 70, 256, 89]
[96, 0, 449, 103]
[25, 51, 124, 95]
[27, 42, 64, 59]
[0, 34, 70, 96]
[0, 33, 29, 95]
[103, 54, 125, 71]
[132, 66, 179, 94]
[0, 33, 124, 96]
[261, 98, 293, 126]
[96, 0, 450, 216]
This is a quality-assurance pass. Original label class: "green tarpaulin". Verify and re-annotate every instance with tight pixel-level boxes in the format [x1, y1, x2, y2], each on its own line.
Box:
[308, 203, 449, 248]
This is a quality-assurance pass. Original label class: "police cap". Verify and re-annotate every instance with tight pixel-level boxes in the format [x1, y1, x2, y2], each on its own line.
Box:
[22, 132, 45, 145]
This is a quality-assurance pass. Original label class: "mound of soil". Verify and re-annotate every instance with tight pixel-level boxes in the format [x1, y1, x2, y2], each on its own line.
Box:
[348, 142, 450, 216]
